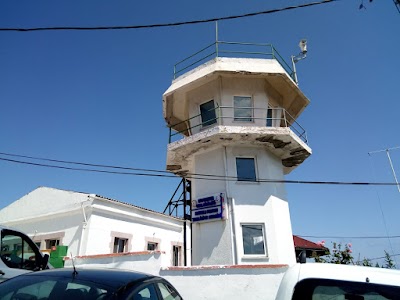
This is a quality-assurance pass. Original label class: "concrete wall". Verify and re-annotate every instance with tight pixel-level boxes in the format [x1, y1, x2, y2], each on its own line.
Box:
[65, 252, 289, 300]
[189, 143, 295, 266]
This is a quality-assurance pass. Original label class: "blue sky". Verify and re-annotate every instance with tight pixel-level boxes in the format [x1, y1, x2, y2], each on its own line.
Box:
[1, 0, 399, 265]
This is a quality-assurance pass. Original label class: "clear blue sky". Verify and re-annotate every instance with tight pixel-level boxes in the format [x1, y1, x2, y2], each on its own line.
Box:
[1, 0, 399, 265]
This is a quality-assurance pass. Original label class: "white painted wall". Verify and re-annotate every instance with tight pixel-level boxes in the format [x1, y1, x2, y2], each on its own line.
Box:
[191, 147, 233, 265]
[0, 187, 190, 267]
[65, 252, 289, 300]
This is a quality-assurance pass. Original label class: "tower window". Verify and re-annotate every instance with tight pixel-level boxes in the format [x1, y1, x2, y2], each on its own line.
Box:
[234, 96, 253, 122]
[242, 224, 266, 255]
[200, 100, 217, 127]
[236, 157, 257, 182]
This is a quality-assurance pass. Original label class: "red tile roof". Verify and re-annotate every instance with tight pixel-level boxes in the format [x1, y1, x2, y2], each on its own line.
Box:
[293, 235, 327, 250]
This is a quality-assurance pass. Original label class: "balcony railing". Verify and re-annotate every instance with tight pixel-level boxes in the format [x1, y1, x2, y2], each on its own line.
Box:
[168, 106, 308, 144]
[173, 41, 295, 80]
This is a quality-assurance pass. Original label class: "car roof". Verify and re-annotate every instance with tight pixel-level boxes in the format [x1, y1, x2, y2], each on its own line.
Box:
[297, 263, 400, 285]
[20, 267, 157, 289]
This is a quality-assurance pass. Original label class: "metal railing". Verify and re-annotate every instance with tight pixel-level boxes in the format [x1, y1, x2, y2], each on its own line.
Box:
[173, 41, 295, 80]
[168, 106, 308, 144]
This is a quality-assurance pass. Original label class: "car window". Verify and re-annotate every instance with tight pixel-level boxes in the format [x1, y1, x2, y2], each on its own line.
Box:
[0, 279, 56, 300]
[292, 278, 400, 300]
[0, 275, 114, 300]
[128, 284, 158, 300]
[157, 282, 182, 300]
[1, 230, 40, 271]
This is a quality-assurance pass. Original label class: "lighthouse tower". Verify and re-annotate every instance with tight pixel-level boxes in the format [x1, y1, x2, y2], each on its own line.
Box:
[163, 41, 311, 266]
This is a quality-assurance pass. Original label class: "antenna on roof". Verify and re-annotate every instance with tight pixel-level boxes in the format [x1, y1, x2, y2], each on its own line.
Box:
[70, 252, 78, 277]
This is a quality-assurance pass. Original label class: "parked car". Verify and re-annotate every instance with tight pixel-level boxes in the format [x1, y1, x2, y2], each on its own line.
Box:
[0, 225, 49, 281]
[0, 267, 182, 300]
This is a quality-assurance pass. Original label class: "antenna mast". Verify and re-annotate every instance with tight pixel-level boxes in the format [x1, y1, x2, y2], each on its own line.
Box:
[369, 146, 400, 193]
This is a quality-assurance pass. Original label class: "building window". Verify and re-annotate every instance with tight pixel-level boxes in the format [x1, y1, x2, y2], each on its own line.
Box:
[45, 239, 60, 249]
[234, 96, 253, 122]
[242, 224, 266, 255]
[200, 100, 217, 127]
[147, 242, 158, 251]
[236, 157, 257, 182]
[113, 237, 128, 253]
[266, 107, 273, 127]
[172, 245, 181, 266]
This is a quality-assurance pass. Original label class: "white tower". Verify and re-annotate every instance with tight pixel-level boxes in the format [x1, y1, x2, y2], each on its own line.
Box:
[163, 41, 311, 266]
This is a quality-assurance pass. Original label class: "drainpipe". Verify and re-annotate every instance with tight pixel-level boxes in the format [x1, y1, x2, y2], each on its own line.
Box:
[78, 195, 93, 256]
[223, 146, 238, 265]
[183, 178, 187, 266]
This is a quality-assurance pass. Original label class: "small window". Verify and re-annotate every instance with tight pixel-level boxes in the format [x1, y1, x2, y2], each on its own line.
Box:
[200, 100, 217, 127]
[234, 96, 253, 122]
[242, 224, 266, 255]
[236, 157, 257, 182]
[45, 239, 60, 249]
[113, 237, 128, 253]
[147, 242, 158, 251]
[172, 245, 181, 266]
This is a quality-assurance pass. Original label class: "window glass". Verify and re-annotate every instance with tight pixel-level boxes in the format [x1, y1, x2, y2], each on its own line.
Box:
[45, 239, 60, 249]
[234, 96, 253, 122]
[292, 278, 400, 300]
[129, 284, 158, 300]
[266, 107, 273, 127]
[242, 224, 266, 255]
[172, 246, 181, 266]
[236, 157, 256, 182]
[157, 282, 182, 300]
[1, 231, 39, 270]
[113, 237, 127, 253]
[147, 242, 158, 251]
[200, 100, 217, 127]
[0, 276, 113, 300]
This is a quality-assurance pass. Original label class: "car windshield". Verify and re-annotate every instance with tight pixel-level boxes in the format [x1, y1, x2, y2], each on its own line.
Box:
[0, 274, 117, 300]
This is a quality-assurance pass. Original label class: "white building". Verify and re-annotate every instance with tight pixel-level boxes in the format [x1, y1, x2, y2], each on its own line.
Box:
[0, 186, 189, 266]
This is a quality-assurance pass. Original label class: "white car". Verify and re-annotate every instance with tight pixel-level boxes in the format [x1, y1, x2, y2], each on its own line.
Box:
[275, 263, 400, 300]
[0, 225, 49, 281]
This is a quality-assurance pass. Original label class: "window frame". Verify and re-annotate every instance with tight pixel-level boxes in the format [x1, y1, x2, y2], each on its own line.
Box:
[172, 245, 181, 267]
[147, 242, 158, 251]
[199, 99, 217, 128]
[235, 156, 257, 182]
[233, 95, 253, 122]
[241, 223, 267, 257]
[113, 237, 128, 254]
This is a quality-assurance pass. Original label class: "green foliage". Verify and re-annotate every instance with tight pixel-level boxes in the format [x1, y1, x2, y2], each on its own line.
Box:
[313, 242, 354, 265]
[384, 250, 396, 269]
[314, 242, 396, 269]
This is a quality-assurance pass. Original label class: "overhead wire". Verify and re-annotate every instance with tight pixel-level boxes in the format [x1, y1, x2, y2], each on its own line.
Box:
[1, 151, 400, 187]
[0, 0, 338, 32]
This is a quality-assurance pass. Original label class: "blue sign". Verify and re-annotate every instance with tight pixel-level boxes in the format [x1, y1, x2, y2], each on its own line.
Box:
[192, 193, 225, 222]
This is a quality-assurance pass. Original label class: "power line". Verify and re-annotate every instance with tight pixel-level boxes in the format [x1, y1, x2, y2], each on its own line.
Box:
[297, 235, 400, 239]
[0, 0, 338, 32]
[1, 152, 400, 186]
